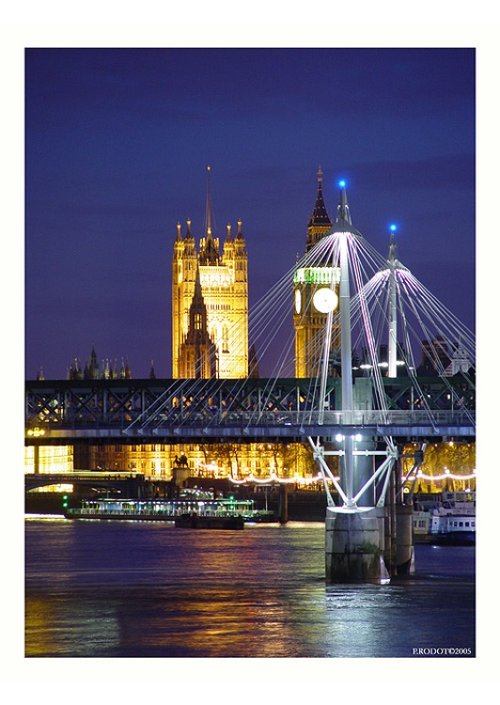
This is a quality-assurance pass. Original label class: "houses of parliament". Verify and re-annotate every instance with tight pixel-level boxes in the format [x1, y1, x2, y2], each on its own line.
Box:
[26, 167, 334, 482]
[84, 167, 329, 480]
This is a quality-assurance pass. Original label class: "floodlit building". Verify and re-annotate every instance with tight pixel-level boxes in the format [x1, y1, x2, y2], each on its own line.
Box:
[172, 166, 248, 379]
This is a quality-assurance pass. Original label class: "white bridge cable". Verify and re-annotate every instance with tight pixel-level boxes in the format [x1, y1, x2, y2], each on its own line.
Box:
[397, 270, 475, 360]
[351, 270, 438, 419]
[396, 273, 475, 380]
[162, 250, 306, 425]
[248, 237, 342, 423]
[138, 211, 474, 435]
[347, 233, 389, 414]
[125, 378, 199, 431]
[392, 270, 475, 422]
[164, 234, 337, 426]
[347, 252, 475, 423]
[393, 275, 472, 422]
[395, 274, 475, 423]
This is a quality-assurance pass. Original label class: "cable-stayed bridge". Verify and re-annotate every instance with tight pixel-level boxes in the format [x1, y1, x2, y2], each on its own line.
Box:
[25, 182, 475, 584]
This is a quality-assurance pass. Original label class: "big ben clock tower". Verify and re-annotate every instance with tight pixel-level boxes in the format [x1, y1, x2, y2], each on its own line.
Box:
[294, 167, 340, 377]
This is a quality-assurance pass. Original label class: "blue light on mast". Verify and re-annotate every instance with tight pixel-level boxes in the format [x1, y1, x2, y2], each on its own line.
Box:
[338, 179, 346, 188]
[389, 223, 397, 233]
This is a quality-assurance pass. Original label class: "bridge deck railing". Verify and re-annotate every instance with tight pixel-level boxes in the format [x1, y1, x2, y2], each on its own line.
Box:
[26, 408, 475, 433]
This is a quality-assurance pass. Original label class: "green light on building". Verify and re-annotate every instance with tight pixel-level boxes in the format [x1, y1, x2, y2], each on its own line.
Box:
[293, 267, 340, 285]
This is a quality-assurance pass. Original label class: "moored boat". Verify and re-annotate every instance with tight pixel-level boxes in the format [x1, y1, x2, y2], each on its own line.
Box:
[63, 497, 269, 528]
[429, 512, 475, 545]
[413, 509, 432, 542]
[412, 491, 476, 545]
[174, 513, 244, 529]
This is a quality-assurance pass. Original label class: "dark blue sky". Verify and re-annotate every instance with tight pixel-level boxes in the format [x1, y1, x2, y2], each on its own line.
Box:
[25, 48, 475, 379]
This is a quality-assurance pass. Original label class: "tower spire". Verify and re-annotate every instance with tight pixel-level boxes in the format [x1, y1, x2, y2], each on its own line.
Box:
[308, 165, 332, 228]
[193, 262, 204, 304]
[199, 166, 220, 265]
[306, 165, 332, 251]
[205, 165, 214, 238]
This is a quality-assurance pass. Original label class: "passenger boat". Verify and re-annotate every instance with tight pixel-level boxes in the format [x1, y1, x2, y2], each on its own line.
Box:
[413, 491, 475, 545]
[429, 512, 476, 545]
[64, 497, 273, 528]
[174, 513, 244, 530]
[413, 509, 432, 540]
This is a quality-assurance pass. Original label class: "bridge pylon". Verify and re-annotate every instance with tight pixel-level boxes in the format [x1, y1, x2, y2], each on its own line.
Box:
[312, 182, 400, 584]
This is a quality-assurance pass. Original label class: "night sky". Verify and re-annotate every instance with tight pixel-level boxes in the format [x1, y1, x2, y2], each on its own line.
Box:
[25, 48, 475, 379]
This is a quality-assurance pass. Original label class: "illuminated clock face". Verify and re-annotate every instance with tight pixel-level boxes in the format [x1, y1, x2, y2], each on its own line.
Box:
[294, 289, 302, 314]
[313, 287, 338, 313]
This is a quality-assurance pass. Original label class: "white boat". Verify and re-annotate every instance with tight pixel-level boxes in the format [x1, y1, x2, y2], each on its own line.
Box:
[64, 497, 276, 525]
[413, 510, 431, 538]
[413, 491, 476, 545]
[429, 512, 475, 545]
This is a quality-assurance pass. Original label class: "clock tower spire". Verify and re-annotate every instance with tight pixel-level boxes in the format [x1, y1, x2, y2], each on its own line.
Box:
[306, 165, 332, 251]
[294, 167, 340, 377]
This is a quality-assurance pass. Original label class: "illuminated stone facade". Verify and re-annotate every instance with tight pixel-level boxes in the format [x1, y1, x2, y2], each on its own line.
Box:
[81, 440, 475, 493]
[24, 445, 74, 492]
[177, 267, 218, 378]
[25, 445, 74, 474]
[172, 168, 248, 379]
[87, 442, 314, 480]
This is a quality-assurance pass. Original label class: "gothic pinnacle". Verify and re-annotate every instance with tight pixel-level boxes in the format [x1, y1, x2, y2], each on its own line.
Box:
[308, 166, 331, 228]
[205, 165, 214, 238]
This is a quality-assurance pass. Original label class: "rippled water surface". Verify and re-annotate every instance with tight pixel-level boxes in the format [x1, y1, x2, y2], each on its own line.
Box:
[25, 518, 475, 657]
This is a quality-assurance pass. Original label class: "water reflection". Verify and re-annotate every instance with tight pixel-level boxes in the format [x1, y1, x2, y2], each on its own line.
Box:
[25, 520, 475, 657]
[26, 594, 121, 657]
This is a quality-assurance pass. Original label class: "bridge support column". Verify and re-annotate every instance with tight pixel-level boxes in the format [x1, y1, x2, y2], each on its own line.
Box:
[384, 468, 397, 576]
[395, 504, 415, 576]
[325, 507, 390, 584]
[352, 437, 375, 506]
[278, 483, 289, 524]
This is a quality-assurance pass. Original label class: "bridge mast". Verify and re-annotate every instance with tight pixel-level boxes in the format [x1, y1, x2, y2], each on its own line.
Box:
[388, 225, 398, 378]
[313, 179, 396, 584]
[336, 181, 355, 503]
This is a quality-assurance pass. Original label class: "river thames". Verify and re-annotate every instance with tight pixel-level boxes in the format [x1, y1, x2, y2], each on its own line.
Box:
[24, 517, 475, 658]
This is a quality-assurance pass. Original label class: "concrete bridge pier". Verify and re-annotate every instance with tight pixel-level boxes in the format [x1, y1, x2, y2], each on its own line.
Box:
[325, 435, 391, 583]
[278, 483, 289, 524]
[395, 504, 415, 575]
[384, 469, 397, 576]
[382, 463, 415, 577]
[325, 507, 390, 584]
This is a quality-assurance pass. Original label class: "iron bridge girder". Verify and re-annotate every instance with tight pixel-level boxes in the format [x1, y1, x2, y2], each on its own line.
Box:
[25, 376, 475, 443]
